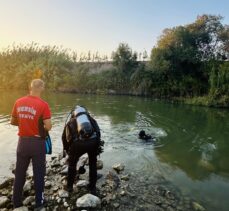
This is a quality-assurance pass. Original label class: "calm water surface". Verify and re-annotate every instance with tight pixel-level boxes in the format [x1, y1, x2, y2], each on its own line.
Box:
[0, 91, 229, 211]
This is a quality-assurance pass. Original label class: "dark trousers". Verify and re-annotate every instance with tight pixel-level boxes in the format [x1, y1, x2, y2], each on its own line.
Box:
[13, 137, 46, 208]
[67, 139, 98, 189]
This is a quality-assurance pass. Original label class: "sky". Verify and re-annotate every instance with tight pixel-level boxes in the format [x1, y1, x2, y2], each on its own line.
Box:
[0, 0, 228, 56]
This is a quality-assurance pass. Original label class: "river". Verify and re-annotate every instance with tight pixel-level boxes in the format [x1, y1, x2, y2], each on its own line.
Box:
[0, 90, 229, 211]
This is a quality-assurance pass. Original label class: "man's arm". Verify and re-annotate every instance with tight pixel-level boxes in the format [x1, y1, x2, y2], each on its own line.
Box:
[10, 116, 18, 126]
[43, 119, 52, 131]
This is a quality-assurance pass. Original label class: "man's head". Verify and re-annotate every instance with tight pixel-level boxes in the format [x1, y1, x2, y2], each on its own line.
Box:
[30, 79, 45, 95]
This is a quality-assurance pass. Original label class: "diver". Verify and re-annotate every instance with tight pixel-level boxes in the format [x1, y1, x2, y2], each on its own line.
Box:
[62, 105, 103, 195]
[138, 130, 153, 140]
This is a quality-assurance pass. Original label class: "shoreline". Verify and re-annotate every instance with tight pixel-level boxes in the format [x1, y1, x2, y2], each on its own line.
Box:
[0, 153, 206, 211]
[0, 87, 228, 108]
[54, 88, 229, 109]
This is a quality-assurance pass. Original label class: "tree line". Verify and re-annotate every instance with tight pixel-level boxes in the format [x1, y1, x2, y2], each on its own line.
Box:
[0, 14, 228, 107]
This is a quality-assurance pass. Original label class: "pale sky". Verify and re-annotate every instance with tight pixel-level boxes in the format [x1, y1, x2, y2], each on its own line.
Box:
[0, 0, 228, 56]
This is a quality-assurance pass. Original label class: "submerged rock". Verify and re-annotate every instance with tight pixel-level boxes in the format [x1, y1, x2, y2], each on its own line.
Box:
[198, 159, 215, 172]
[76, 193, 101, 208]
[45, 181, 52, 188]
[121, 174, 130, 181]
[192, 201, 205, 211]
[112, 163, 125, 173]
[97, 160, 103, 170]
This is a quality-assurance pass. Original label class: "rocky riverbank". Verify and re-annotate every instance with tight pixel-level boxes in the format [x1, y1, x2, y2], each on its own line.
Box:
[0, 154, 206, 211]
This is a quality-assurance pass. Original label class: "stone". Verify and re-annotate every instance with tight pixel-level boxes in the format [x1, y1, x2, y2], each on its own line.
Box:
[77, 154, 89, 169]
[64, 202, 69, 207]
[96, 160, 103, 170]
[45, 181, 52, 188]
[51, 156, 58, 160]
[58, 190, 69, 198]
[51, 159, 61, 168]
[46, 168, 51, 175]
[105, 171, 120, 189]
[23, 196, 34, 206]
[112, 163, 125, 173]
[27, 166, 33, 178]
[1, 189, 9, 196]
[0, 177, 14, 189]
[76, 180, 89, 187]
[57, 198, 61, 203]
[53, 186, 59, 192]
[113, 202, 120, 208]
[23, 181, 31, 192]
[120, 190, 126, 196]
[76, 193, 101, 208]
[192, 202, 205, 211]
[61, 166, 68, 175]
[165, 190, 175, 200]
[0, 196, 9, 208]
[121, 174, 129, 181]
[60, 157, 68, 165]
[13, 206, 29, 211]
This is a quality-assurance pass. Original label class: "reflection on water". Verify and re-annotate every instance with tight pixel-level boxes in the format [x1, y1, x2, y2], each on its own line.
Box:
[0, 91, 229, 211]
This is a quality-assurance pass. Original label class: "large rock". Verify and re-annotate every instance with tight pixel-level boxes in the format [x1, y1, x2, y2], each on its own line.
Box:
[76, 193, 101, 208]
[0, 196, 9, 208]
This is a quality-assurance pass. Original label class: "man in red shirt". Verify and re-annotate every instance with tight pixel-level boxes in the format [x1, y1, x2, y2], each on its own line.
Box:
[10, 79, 52, 209]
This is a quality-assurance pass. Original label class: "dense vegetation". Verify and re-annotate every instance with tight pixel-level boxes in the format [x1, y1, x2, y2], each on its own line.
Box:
[0, 15, 228, 107]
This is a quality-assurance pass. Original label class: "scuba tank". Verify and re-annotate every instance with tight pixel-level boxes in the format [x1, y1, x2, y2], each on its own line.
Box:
[73, 106, 96, 140]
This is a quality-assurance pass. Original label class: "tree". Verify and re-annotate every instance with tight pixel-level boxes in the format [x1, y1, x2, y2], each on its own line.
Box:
[112, 43, 138, 75]
[149, 14, 229, 97]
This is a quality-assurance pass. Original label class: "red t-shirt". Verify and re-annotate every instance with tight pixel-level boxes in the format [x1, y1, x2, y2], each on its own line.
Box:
[11, 95, 51, 137]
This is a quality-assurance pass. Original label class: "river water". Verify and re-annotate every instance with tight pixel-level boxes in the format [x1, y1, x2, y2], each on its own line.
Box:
[0, 91, 229, 210]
